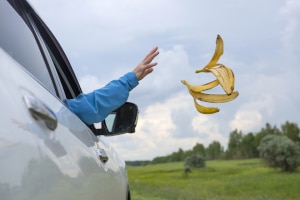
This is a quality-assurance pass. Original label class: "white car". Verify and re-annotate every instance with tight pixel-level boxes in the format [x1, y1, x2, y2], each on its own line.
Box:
[0, 0, 138, 199]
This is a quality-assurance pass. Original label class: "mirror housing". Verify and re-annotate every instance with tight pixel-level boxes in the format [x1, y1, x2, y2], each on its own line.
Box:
[95, 102, 138, 136]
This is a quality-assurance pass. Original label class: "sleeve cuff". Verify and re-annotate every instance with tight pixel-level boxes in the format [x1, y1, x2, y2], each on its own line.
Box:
[125, 71, 139, 91]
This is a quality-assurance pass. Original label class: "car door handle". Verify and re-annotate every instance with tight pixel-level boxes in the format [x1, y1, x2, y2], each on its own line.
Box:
[97, 148, 109, 163]
[23, 95, 58, 131]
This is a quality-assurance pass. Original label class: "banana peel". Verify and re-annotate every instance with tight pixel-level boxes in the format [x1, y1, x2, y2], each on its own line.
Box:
[191, 91, 239, 103]
[182, 80, 239, 103]
[202, 65, 234, 95]
[182, 34, 238, 114]
[196, 34, 223, 72]
[181, 79, 219, 92]
[193, 99, 219, 114]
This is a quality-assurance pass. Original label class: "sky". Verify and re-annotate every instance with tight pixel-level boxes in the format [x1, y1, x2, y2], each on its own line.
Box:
[28, 0, 300, 161]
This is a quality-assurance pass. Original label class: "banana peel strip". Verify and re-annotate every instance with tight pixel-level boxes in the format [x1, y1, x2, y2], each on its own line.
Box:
[190, 91, 239, 103]
[193, 99, 219, 114]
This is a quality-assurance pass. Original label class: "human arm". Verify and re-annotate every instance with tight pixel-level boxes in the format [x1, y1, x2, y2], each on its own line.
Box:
[65, 72, 138, 125]
[65, 47, 159, 125]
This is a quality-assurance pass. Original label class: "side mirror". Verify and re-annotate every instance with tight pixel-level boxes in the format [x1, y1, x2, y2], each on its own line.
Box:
[95, 102, 139, 136]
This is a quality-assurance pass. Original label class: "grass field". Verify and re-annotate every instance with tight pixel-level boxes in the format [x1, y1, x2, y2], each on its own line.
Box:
[127, 159, 300, 200]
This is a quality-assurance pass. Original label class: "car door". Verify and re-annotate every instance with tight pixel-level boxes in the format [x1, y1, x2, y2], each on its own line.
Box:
[0, 1, 111, 199]
[36, 15, 130, 200]
[22, 0, 130, 199]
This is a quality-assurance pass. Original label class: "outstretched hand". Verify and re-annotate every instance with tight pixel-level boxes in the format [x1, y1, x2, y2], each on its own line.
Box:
[133, 46, 159, 81]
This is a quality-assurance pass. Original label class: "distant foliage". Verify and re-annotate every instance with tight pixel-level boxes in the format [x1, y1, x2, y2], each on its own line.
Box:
[184, 154, 205, 168]
[147, 121, 300, 166]
[126, 160, 150, 166]
[226, 129, 243, 159]
[281, 121, 300, 143]
[206, 141, 223, 160]
[258, 135, 300, 172]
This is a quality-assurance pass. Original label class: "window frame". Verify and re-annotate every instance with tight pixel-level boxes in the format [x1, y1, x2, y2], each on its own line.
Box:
[12, 0, 83, 100]
[15, 0, 99, 133]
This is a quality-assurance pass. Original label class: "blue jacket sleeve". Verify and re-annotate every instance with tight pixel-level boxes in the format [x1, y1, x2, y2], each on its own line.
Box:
[65, 72, 139, 125]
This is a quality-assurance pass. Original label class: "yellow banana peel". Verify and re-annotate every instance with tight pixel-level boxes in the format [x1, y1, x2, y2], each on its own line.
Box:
[193, 99, 219, 114]
[196, 34, 223, 72]
[223, 65, 235, 92]
[181, 34, 238, 114]
[190, 91, 239, 103]
[181, 79, 219, 92]
[206, 65, 234, 95]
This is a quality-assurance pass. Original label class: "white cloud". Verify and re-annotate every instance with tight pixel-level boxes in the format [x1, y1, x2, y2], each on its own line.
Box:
[192, 115, 228, 148]
[230, 110, 262, 133]
[142, 45, 191, 89]
[242, 93, 275, 117]
[79, 75, 106, 93]
[111, 92, 208, 160]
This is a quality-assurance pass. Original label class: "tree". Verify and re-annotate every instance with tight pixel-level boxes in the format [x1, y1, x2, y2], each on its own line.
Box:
[192, 143, 206, 157]
[254, 123, 281, 152]
[241, 132, 257, 158]
[183, 149, 193, 159]
[226, 129, 243, 159]
[184, 154, 205, 169]
[262, 123, 281, 135]
[281, 121, 300, 143]
[258, 135, 300, 172]
[206, 141, 223, 160]
[170, 148, 184, 162]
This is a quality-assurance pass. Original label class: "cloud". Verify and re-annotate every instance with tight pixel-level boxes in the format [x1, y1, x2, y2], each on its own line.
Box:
[192, 115, 228, 148]
[79, 75, 106, 93]
[111, 92, 219, 160]
[128, 45, 195, 107]
[112, 91, 234, 160]
[230, 110, 262, 133]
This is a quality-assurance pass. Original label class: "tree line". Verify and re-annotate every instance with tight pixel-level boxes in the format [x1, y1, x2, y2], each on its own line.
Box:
[126, 121, 300, 166]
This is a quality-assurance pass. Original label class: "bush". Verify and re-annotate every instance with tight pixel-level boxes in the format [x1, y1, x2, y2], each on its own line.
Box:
[184, 154, 205, 169]
[258, 135, 300, 172]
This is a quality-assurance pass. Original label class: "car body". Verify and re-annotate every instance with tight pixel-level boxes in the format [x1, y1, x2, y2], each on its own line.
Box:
[0, 0, 138, 199]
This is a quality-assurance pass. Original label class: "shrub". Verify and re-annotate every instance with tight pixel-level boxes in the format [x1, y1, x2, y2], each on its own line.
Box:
[184, 154, 205, 169]
[258, 135, 300, 172]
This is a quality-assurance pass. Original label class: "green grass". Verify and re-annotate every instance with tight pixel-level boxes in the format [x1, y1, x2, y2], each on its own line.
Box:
[127, 159, 300, 200]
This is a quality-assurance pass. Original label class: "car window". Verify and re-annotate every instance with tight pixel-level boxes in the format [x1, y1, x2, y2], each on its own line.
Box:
[26, 10, 83, 100]
[0, 0, 56, 95]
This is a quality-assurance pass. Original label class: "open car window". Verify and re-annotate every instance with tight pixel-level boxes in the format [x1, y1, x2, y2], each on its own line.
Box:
[0, 0, 57, 95]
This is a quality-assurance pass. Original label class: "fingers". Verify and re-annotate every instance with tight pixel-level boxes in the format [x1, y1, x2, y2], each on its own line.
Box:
[143, 46, 158, 60]
[144, 62, 157, 73]
[133, 46, 159, 81]
[143, 46, 159, 64]
[139, 68, 153, 80]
